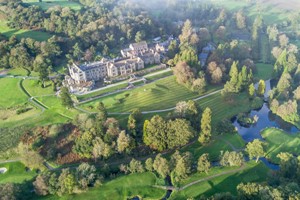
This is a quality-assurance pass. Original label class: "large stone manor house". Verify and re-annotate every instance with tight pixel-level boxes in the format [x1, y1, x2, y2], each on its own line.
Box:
[67, 41, 161, 84]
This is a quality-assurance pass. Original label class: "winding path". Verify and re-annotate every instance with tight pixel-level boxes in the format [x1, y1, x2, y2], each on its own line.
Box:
[154, 164, 246, 191]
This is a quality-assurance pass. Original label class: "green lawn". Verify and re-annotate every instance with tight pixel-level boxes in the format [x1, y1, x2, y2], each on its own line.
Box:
[23, 79, 55, 97]
[0, 162, 36, 184]
[76, 83, 129, 101]
[255, 63, 274, 81]
[22, 0, 83, 10]
[169, 161, 269, 200]
[197, 92, 251, 124]
[261, 128, 300, 163]
[39, 172, 166, 200]
[180, 134, 245, 161]
[80, 76, 220, 113]
[0, 21, 52, 41]
[211, 0, 291, 24]
[0, 78, 28, 109]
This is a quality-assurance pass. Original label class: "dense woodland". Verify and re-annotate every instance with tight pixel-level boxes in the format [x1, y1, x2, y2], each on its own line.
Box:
[1, 0, 300, 199]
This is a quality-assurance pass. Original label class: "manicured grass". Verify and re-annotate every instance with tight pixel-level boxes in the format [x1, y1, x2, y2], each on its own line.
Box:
[23, 0, 83, 11]
[23, 79, 55, 97]
[211, 0, 291, 24]
[180, 134, 245, 161]
[6, 68, 39, 77]
[36, 96, 80, 119]
[80, 76, 220, 113]
[197, 92, 251, 125]
[261, 128, 300, 163]
[0, 21, 52, 41]
[255, 63, 274, 80]
[0, 78, 28, 108]
[39, 172, 166, 200]
[0, 162, 36, 184]
[76, 83, 129, 101]
[169, 161, 269, 199]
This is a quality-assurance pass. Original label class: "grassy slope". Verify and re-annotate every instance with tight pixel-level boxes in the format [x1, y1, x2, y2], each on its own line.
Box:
[211, 0, 290, 24]
[170, 161, 269, 200]
[181, 134, 245, 161]
[255, 63, 274, 80]
[0, 162, 36, 184]
[22, 0, 82, 11]
[261, 128, 300, 163]
[39, 172, 165, 200]
[80, 76, 221, 113]
[0, 21, 51, 42]
[0, 78, 28, 108]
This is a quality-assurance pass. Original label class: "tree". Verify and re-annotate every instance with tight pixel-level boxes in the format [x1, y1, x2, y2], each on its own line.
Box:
[18, 143, 44, 170]
[257, 80, 266, 96]
[127, 109, 142, 136]
[92, 137, 112, 160]
[267, 25, 279, 42]
[117, 131, 133, 154]
[58, 169, 76, 195]
[145, 158, 153, 172]
[135, 31, 145, 43]
[60, 87, 73, 108]
[153, 154, 170, 178]
[192, 77, 206, 94]
[167, 119, 195, 149]
[0, 183, 21, 200]
[220, 151, 244, 167]
[197, 153, 211, 174]
[173, 61, 195, 86]
[277, 72, 292, 93]
[72, 42, 82, 60]
[172, 152, 192, 182]
[248, 83, 255, 98]
[236, 10, 246, 29]
[95, 102, 107, 120]
[75, 163, 96, 190]
[211, 67, 223, 84]
[73, 131, 94, 158]
[279, 34, 289, 48]
[179, 19, 193, 47]
[246, 139, 265, 163]
[199, 107, 212, 144]
[128, 159, 144, 173]
[33, 174, 50, 196]
[143, 115, 167, 151]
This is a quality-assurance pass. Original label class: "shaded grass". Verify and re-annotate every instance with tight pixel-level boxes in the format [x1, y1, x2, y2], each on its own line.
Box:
[0, 78, 28, 108]
[22, 0, 82, 11]
[38, 172, 166, 200]
[255, 63, 274, 80]
[0, 162, 36, 184]
[23, 79, 55, 97]
[0, 21, 52, 41]
[261, 128, 300, 163]
[169, 161, 269, 200]
[180, 134, 245, 161]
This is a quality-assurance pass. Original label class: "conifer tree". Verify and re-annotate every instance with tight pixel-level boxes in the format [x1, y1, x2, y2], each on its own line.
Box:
[199, 107, 212, 144]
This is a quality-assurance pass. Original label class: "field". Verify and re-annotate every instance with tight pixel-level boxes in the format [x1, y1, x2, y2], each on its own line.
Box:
[180, 134, 245, 161]
[39, 172, 166, 200]
[0, 78, 28, 109]
[169, 161, 269, 200]
[211, 0, 293, 24]
[0, 21, 52, 42]
[0, 162, 36, 184]
[80, 76, 221, 113]
[22, 0, 83, 11]
[261, 128, 300, 163]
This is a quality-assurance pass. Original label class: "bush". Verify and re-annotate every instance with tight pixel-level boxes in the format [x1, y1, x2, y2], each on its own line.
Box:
[215, 119, 236, 135]
[250, 97, 264, 110]
[16, 107, 32, 115]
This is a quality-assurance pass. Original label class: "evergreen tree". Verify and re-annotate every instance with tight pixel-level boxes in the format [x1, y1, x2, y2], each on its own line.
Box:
[199, 107, 212, 144]
[257, 80, 266, 96]
[248, 83, 256, 99]
[60, 87, 73, 108]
